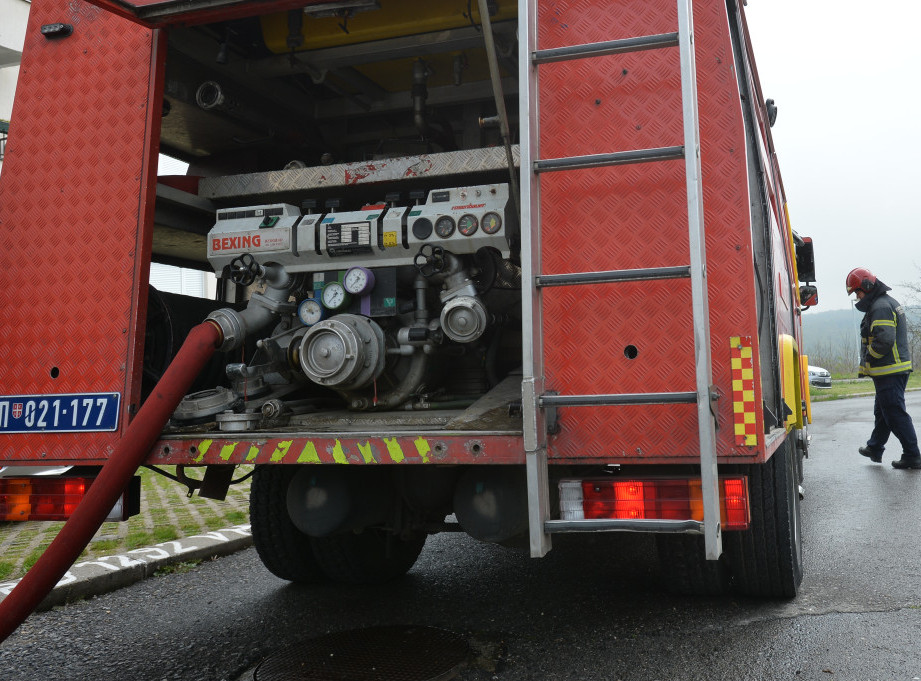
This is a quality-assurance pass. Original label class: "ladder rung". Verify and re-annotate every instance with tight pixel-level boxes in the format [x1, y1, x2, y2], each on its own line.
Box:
[540, 392, 698, 408]
[534, 146, 683, 173]
[532, 32, 680, 65]
[537, 266, 690, 288]
[545, 519, 703, 534]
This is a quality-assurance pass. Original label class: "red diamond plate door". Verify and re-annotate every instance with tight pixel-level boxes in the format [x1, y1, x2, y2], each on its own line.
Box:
[0, 0, 164, 464]
[523, 0, 761, 464]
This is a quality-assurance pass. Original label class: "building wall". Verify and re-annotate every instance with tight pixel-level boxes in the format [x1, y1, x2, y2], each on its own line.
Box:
[0, 0, 31, 175]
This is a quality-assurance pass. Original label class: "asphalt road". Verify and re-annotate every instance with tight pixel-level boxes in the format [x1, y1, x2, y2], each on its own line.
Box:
[2, 393, 921, 681]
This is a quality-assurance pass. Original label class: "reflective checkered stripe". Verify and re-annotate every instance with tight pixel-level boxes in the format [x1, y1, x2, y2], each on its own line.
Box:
[730, 336, 757, 446]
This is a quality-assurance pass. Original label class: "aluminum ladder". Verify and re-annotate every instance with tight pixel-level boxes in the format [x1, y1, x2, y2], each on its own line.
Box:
[518, 0, 722, 560]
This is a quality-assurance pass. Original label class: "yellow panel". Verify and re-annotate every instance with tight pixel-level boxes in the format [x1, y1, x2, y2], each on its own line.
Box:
[261, 0, 518, 54]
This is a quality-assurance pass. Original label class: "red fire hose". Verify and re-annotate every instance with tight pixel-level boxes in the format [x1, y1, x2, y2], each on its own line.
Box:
[0, 321, 222, 643]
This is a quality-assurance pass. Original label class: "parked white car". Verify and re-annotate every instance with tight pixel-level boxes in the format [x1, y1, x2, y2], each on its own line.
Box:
[808, 365, 832, 388]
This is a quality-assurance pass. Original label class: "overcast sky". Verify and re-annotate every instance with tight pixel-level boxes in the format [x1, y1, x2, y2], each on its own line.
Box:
[744, 0, 921, 312]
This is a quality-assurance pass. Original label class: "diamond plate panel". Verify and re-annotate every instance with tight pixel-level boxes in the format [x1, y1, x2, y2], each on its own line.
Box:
[537, 0, 761, 460]
[538, 0, 678, 50]
[539, 164, 688, 275]
[0, 0, 157, 462]
[538, 51, 683, 162]
[200, 147, 520, 201]
[542, 281, 696, 397]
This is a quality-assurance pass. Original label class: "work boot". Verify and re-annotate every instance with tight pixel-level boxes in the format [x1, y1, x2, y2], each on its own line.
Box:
[891, 457, 921, 470]
[859, 446, 882, 463]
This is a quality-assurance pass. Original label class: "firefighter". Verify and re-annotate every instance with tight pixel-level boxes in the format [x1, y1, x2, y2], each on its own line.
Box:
[846, 267, 921, 469]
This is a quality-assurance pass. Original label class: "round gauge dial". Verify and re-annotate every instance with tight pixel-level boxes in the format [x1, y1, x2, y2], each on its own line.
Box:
[434, 215, 456, 238]
[481, 211, 502, 235]
[321, 281, 351, 310]
[343, 266, 375, 295]
[457, 214, 478, 236]
[413, 218, 432, 241]
[297, 298, 326, 326]
[412, 217, 433, 240]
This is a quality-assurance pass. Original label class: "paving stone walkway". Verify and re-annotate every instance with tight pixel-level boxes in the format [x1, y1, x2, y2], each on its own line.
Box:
[0, 466, 251, 582]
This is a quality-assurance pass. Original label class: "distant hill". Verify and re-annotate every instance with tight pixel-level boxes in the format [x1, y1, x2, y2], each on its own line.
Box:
[800, 307, 861, 356]
[800, 305, 921, 358]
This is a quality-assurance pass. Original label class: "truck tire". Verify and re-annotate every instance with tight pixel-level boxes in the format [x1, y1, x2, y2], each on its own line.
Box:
[249, 465, 326, 583]
[656, 534, 728, 596]
[311, 529, 427, 584]
[723, 436, 803, 598]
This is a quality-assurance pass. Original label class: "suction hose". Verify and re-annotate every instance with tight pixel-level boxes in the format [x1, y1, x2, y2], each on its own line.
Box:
[0, 321, 223, 643]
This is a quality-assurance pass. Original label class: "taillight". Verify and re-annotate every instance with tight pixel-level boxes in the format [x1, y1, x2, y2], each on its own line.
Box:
[0, 476, 140, 522]
[559, 476, 751, 530]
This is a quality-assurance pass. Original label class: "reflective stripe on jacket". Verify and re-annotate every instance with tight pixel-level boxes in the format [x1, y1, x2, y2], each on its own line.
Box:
[858, 291, 912, 377]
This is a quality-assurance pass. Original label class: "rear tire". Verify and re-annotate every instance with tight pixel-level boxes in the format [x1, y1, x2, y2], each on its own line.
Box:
[723, 436, 803, 598]
[311, 529, 427, 585]
[656, 533, 728, 596]
[249, 465, 326, 583]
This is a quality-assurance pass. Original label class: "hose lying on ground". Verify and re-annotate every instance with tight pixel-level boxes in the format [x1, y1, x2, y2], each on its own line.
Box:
[0, 321, 223, 643]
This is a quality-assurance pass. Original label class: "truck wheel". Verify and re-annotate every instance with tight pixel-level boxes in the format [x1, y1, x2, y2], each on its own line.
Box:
[724, 436, 803, 598]
[311, 528, 427, 584]
[656, 534, 728, 596]
[249, 465, 326, 583]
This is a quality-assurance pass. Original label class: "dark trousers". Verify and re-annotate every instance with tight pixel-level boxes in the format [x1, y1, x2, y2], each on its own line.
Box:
[868, 373, 921, 458]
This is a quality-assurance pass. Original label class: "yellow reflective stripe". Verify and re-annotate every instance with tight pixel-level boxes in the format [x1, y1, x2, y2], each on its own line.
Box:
[384, 437, 404, 463]
[297, 442, 320, 463]
[870, 319, 895, 328]
[864, 362, 912, 376]
[868, 346, 885, 359]
[357, 441, 375, 464]
[270, 441, 293, 462]
[332, 440, 348, 464]
[194, 439, 212, 464]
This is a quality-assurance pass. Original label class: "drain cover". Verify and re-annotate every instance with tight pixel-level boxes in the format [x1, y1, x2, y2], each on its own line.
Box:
[254, 625, 468, 681]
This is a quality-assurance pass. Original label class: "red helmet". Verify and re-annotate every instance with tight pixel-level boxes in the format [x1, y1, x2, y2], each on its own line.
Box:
[845, 267, 876, 295]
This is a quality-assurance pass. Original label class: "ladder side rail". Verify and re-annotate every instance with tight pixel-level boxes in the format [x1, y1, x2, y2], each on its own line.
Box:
[677, 0, 722, 560]
[518, 0, 551, 558]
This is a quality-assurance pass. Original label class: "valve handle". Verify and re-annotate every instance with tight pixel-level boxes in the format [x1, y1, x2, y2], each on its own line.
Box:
[229, 253, 261, 287]
[414, 244, 446, 277]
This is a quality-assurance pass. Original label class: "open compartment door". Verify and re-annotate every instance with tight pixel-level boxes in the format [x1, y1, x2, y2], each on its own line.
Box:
[83, 0, 342, 28]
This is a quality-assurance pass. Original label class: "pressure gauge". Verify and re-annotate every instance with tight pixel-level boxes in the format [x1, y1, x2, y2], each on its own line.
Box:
[481, 211, 502, 235]
[321, 281, 351, 310]
[457, 214, 478, 236]
[343, 266, 376, 295]
[434, 215, 456, 238]
[297, 298, 327, 326]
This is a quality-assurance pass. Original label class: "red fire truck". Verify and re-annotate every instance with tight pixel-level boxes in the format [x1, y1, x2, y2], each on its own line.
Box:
[0, 0, 818, 609]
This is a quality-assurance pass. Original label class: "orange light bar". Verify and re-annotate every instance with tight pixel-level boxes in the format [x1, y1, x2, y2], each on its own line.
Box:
[579, 476, 751, 530]
[0, 476, 140, 522]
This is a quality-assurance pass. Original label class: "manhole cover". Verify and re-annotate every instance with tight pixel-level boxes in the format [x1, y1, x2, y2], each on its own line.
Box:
[254, 625, 469, 681]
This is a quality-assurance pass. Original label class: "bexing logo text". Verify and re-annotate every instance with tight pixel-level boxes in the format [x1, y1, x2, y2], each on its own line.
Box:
[212, 234, 261, 251]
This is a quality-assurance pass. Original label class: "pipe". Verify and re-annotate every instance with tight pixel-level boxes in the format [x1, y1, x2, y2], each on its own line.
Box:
[0, 321, 223, 644]
[476, 0, 521, 221]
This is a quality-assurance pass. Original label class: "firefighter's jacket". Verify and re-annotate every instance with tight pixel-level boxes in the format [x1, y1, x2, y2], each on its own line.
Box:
[856, 282, 912, 377]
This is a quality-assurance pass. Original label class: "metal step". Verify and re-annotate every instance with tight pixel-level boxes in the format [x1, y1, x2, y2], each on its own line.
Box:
[545, 518, 703, 534]
[536, 266, 690, 288]
[534, 146, 684, 173]
[532, 32, 679, 65]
